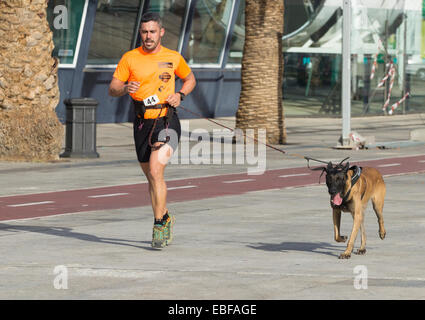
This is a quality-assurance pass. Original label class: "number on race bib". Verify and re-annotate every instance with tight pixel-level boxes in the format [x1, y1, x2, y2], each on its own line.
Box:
[143, 94, 160, 107]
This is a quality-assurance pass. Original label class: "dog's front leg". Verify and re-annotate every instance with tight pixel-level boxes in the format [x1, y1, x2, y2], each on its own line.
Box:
[333, 208, 347, 243]
[339, 209, 363, 259]
[355, 220, 367, 255]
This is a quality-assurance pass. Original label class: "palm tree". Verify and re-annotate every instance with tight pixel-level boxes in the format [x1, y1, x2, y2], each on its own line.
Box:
[236, 0, 286, 144]
[0, 1, 63, 161]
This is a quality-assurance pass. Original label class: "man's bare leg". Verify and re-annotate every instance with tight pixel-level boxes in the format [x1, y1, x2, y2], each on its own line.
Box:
[140, 142, 174, 220]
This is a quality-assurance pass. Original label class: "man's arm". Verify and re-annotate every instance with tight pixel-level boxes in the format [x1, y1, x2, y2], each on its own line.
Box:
[108, 77, 140, 97]
[178, 71, 196, 97]
[166, 72, 196, 107]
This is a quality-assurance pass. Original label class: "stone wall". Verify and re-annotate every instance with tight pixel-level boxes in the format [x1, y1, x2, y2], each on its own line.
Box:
[0, 0, 63, 161]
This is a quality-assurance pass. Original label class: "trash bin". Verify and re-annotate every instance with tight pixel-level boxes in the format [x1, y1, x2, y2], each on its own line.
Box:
[60, 98, 99, 158]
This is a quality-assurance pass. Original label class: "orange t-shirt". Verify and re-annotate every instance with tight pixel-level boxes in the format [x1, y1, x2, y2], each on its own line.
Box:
[113, 46, 192, 119]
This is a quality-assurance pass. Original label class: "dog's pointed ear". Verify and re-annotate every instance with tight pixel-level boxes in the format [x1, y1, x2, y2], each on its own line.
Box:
[343, 162, 350, 172]
[327, 162, 333, 172]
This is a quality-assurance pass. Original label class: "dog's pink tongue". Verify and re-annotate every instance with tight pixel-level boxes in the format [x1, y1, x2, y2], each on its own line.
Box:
[332, 193, 343, 205]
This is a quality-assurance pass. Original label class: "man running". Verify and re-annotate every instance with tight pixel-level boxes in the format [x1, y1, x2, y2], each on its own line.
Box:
[108, 12, 196, 248]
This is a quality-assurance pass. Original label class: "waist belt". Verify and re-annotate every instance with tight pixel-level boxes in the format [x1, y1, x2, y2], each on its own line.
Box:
[133, 99, 169, 119]
[132, 99, 176, 151]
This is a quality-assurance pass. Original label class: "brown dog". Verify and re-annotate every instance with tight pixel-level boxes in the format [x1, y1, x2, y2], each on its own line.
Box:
[314, 160, 386, 259]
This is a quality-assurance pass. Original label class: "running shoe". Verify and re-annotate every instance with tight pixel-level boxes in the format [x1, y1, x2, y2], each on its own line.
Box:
[151, 223, 167, 248]
[163, 213, 175, 245]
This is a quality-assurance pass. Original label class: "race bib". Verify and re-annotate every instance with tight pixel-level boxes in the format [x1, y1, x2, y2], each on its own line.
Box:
[143, 94, 160, 107]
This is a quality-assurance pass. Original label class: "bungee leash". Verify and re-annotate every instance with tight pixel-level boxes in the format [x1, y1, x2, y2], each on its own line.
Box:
[177, 105, 348, 167]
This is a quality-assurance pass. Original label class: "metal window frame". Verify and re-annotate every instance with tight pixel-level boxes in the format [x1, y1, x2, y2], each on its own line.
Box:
[131, 0, 149, 49]
[83, 0, 191, 71]
[218, 0, 239, 68]
[185, 0, 239, 69]
[82, 0, 243, 70]
[179, 0, 197, 56]
[83, 0, 146, 68]
[68, 0, 98, 97]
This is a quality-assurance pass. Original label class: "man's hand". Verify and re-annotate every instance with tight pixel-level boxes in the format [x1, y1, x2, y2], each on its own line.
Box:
[166, 92, 182, 107]
[109, 78, 140, 97]
[126, 81, 140, 94]
[165, 72, 196, 107]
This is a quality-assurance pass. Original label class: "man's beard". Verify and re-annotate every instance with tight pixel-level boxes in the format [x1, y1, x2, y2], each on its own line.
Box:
[143, 39, 159, 52]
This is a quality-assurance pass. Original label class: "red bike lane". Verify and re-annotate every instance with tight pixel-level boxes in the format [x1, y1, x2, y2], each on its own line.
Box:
[0, 154, 424, 221]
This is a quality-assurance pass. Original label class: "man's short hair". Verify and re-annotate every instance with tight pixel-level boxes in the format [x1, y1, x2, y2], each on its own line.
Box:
[140, 12, 163, 28]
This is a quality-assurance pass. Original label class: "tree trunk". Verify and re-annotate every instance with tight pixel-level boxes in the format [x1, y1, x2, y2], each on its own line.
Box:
[236, 0, 286, 144]
[0, 0, 63, 161]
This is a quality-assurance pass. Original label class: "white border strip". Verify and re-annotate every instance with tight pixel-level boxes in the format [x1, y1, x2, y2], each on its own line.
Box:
[168, 185, 197, 191]
[8, 201, 54, 208]
[223, 179, 255, 184]
[378, 163, 401, 168]
[279, 173, 311, 178]
[88, 193, 129, 199]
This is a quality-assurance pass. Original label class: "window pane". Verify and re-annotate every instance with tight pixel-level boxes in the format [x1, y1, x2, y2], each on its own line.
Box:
[350, 1, 409, 116]
[47, 0, 86, 65]
[185, 0, 234, 65]
[227, 0, 245, 65]
[397, 2, 425, 114]
[282, 1, 342, 117]
[87, 0, 141, 65]
[146, 0, 188, 51]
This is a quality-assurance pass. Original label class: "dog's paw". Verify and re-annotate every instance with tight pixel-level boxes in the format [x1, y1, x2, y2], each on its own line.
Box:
[379, 230, 386, 240]
[355, 248, 366, 255]
[335, 236, 347, 243]
[338, 252, 351, 259]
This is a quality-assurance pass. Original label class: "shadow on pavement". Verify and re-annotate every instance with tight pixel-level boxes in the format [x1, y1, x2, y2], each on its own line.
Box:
[0, 223, 156, 251]
[247, 241, 343, 257]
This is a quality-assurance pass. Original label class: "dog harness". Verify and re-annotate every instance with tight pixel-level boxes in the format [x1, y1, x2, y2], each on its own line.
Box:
[341, 166, 362, 204]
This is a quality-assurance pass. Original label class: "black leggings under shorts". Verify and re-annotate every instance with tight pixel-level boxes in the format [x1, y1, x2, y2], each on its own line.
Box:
[133, 112, 181, 163]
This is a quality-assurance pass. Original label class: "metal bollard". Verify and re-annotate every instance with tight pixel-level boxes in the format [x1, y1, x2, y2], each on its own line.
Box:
[60, 98, 99, 158]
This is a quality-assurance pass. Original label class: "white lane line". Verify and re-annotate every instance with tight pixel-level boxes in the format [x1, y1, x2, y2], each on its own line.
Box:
[418, 160, 425, 163]
[279, 173, 310, 178]
[167, 185, 197, 191]
[223, 179, 255, 184]
[378, 163, 401, 168]
[74, 268, 163, 279]
[7, 201, 54, 208]
[88, 193, 129, 199]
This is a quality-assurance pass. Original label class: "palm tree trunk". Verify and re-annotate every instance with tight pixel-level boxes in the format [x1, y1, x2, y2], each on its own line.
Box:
[236, 0, 286, 144]
[0, 1, 63, 161]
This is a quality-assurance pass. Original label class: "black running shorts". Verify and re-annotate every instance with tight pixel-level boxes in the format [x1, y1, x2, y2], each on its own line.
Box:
[133, 111, 181, 163]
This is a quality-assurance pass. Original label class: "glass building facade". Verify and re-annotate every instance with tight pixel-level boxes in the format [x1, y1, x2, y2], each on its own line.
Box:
[47, 0, 425, 123]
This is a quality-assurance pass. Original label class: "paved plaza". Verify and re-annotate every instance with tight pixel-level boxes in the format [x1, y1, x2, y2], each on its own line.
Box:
[0, 114, 424, 300]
